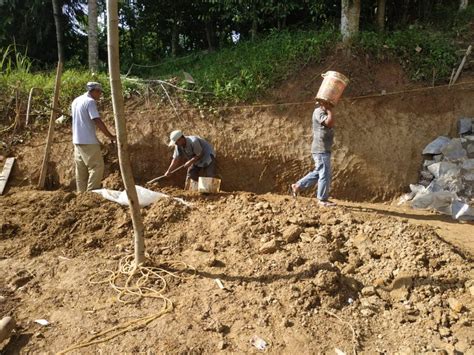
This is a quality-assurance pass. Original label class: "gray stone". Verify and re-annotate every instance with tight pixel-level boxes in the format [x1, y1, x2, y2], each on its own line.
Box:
[428, 162, 460, 179]
[467, 143, 474, 156]
[459, 117, 473, 135]
[463, 158, 474, 171]
[422, 136, 451, 155]
[441, 138, 467, 161]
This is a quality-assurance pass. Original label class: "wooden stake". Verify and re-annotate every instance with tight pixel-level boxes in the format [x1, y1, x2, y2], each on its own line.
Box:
[26, 87, 41, 126]
[449, 68, 456, 86]
[38, 62, 62, 189]
[451, 45, 472, 86]
[107, 0, 145, 266]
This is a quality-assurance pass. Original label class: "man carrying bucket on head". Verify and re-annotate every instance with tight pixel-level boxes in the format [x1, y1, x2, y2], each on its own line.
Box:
[164, 130, 216, 190]
[290, 101, 336, 207]
[290, 71, 348, 207]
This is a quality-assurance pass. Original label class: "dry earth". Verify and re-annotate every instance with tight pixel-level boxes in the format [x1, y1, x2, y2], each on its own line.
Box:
[0, 188, 473, 354]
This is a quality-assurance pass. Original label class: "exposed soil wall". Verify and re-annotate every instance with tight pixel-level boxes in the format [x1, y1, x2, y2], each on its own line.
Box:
[5, 54, 474, 201]
[9, 81, 474, 201]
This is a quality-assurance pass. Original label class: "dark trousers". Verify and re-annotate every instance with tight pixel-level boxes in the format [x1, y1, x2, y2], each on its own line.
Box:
[187, 156, 216, 182]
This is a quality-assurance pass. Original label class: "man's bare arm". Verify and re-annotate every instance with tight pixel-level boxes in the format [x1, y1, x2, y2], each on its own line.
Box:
[94, 118, 115, 142]
[325, 108, 335, 128]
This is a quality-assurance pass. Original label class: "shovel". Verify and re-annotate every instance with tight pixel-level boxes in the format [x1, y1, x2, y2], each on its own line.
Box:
[146, 164, 186, 185]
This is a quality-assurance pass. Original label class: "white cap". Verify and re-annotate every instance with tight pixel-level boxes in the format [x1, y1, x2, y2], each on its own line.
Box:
[86, 81, 102, 92]
[168, 130, 183, 147]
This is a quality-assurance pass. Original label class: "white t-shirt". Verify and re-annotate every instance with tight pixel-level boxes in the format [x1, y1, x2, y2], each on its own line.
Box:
[71, 93, 100, 144]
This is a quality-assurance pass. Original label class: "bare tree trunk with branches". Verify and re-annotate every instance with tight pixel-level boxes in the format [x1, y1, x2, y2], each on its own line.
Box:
[106, 0, 145, 266]
[88, 0, 99, 72]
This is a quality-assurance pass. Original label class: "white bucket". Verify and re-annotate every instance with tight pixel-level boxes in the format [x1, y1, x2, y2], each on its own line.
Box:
[198, 177, 221, 193]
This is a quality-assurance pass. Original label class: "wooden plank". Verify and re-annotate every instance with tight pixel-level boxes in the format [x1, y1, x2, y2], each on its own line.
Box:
[0, 157, 15, 195]
[38, 61, 63, 189]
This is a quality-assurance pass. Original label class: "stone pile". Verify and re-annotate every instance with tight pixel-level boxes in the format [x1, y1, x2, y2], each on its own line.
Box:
[406, 117, 474, 220]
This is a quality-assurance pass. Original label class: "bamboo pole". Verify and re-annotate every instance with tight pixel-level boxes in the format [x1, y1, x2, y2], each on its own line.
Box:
[106, 0, 145, 265]
[38, 62, 62, 189]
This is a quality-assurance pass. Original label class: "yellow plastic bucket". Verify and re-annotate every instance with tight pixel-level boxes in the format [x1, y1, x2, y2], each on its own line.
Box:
[315, 71, 349, 107]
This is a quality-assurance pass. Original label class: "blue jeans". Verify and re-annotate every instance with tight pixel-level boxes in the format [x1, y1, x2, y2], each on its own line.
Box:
[295, 152, 331, 201]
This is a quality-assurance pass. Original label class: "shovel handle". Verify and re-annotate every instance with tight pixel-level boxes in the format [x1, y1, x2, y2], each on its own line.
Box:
[147, 164, 187, 184]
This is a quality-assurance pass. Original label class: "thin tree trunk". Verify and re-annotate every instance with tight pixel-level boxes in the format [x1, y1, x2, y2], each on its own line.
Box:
[341, 0, 361, 44]
[106, 0, 145, 266]
[38, 62, 62, 189]
[205, 20, 215, 52]
[460, 0, 468, 10]
[171, 22, 178, 57]
[88, 0, 99, 72]
[51, 0, 65, 62]
[251, 16, 258, 41]
[376, 0, 386, 31]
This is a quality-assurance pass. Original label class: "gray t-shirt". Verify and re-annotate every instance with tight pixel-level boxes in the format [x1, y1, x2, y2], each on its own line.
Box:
[173, 136, 215, 167]
[311, 107, 334, 153]
[71, 93, 100, 145]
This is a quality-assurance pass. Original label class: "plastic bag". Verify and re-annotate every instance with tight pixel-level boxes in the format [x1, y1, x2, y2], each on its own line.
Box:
[93, 185, 190, 208]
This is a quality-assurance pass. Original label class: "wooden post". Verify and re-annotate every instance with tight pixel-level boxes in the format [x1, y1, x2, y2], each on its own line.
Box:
[107, 0, 145, 266]
[26, 87, 40, 126]
[38, 62, 62, 189]
[451, 45, 472, 86]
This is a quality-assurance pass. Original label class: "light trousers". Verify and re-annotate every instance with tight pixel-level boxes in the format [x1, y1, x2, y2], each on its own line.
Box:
[74, 144, 104, 192]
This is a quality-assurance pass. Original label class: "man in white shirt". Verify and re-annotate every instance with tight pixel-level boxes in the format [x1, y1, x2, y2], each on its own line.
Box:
[71, 82, 115, 192]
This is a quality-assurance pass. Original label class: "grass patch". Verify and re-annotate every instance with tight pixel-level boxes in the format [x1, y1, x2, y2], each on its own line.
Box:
[356, 28, 459, 82]
[133, 29, 338, 102]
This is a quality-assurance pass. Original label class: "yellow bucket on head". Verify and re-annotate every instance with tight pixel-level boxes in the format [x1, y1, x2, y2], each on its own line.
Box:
[198, 177, 221, 193]
[315, 71, 349, 107]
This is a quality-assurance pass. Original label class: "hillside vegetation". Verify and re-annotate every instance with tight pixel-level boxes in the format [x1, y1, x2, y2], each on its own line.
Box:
[0, 5, 473, 114]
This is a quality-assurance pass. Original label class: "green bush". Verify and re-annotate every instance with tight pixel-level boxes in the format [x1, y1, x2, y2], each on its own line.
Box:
[356, 28, 458, 82]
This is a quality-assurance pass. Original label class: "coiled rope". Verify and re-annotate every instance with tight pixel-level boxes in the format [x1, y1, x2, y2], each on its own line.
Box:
[57, 255, 195, 354]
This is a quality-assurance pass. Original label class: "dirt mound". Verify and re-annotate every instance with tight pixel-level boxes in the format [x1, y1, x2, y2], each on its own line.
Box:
[2, 189, 472, 353]
[0, 189, 129, 258]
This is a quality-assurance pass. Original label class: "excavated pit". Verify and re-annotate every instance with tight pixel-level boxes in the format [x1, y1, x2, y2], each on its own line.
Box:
[8, 81, 474, 202]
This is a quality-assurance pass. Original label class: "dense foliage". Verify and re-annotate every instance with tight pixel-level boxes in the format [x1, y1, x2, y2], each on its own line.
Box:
[0, 0, 472, 104]
[0, 0, 469, 67]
